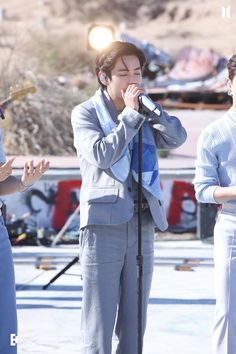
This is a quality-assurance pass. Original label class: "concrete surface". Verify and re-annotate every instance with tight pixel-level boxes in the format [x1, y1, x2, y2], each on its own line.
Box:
[13, 239, 215, 354]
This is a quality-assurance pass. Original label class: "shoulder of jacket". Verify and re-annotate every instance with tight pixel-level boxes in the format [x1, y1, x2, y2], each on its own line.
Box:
[71, 97, 96, 120]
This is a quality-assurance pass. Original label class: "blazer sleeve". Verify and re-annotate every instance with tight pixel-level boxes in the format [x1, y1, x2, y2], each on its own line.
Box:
[145, 106, 187, 149]
[71, 103, 145, 169]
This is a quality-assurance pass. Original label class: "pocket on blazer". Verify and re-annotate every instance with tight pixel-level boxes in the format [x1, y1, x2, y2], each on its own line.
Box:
[86, 187, 119, 204]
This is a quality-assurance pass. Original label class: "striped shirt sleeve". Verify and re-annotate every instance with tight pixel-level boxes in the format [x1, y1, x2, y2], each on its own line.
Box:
[193, 129, 219, 203]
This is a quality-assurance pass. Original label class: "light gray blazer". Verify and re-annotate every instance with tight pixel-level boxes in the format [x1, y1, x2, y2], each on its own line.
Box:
[71, 96, 187, 231]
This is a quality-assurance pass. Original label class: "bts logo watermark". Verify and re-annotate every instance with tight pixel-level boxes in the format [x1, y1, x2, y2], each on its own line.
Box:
[10, 334, 18, 346]
[221, 6, 231, 18]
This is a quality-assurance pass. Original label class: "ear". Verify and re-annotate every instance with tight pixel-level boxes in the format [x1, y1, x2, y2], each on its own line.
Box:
[99, 72, 108, 86]
[227, 78, 233, 96]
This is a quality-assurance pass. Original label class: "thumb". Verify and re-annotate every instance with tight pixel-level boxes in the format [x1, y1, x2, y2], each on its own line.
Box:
[4, 157, 16, 168]
[8, 157, 16, 165]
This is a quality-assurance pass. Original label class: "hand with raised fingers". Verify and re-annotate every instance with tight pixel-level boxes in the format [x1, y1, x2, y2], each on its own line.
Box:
[19, 159, 50, 191]
[0, 157, 15, 182]
[121, 84, 145, 111]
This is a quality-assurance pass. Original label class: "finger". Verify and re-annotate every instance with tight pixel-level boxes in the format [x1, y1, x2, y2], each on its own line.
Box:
[2, 157, 15, 168]
[0, 163, 13, 177]
[33, 160, 45, 175]
[128, 84, 142, 92]
[0, 158, 15, 171]
[41, 160, 49, 172]
[39, 159, 47, 171]
[35, 160, 42, 170]
[39, 161, 50, 173]
[23, 161, 28, 174]
[126, 86, 143, 99]
[40, 160, 45, 171]
[133, 89, 144, 98]
[29, 160, 34, 174]
[125, 84, 136, 94]
[129, 85, 144, 96]
[8, 157, 16, 165]
[124, 84, 139, 95]
[129, 88, 140, 97]
[40, 161, 50, 174]
[43, 161, 50, 172]
[21, 162, 28, 181]
[127, 84, 141, 92]
[0, 162, 7, 169]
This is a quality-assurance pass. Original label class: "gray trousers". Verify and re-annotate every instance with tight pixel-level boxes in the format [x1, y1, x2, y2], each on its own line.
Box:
[79, 210, 155, 354]
[213, 210, 236, 354]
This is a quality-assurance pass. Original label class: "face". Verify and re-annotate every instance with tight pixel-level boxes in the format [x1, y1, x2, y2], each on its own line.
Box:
[103, 55, 142, 105]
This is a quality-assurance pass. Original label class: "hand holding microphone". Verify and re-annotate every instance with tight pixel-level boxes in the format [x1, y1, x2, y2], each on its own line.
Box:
[121, 84, 145, 111]
[121, 84, 161, 116]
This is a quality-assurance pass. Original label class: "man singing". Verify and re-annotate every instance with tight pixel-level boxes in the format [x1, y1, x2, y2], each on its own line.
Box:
[71, 41, 187, 354]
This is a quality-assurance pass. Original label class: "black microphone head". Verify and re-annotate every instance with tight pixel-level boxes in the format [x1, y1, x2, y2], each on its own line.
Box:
[138, 93, 157, 112]
[138, 93, 146, 103]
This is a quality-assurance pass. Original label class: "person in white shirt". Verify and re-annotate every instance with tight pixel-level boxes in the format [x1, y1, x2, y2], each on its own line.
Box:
[193, 53, 236, 354]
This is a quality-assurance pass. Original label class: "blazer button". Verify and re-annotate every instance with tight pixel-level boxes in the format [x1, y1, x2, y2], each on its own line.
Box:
[128, 187, 131, 192]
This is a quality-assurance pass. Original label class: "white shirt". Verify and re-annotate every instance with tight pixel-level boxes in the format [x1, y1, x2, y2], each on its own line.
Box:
[193, 109, 236, 206]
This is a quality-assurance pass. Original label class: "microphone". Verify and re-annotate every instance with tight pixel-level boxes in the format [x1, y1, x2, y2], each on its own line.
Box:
[138, 93, 161, 116]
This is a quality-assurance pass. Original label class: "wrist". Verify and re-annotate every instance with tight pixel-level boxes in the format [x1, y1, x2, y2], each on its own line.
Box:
[126, 104, 138, 111]
[18, 179, 33, 193]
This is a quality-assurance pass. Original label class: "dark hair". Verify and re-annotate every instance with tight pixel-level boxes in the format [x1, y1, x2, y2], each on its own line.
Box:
[95, 41, 146, 89]
[227, 53, 236, 81]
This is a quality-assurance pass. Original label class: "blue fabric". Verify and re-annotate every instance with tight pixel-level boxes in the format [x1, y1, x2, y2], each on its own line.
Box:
[92, 89, 162, 200]
[0, 216, 17, 354]
[0, 129, 6, 163]
[92, 90, 131, 182]
[131, 124, 162, 199]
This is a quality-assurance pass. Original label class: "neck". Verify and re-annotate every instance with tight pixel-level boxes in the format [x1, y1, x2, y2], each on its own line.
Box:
[112, 98, 125, 112]
[106, 89, 125, 112]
